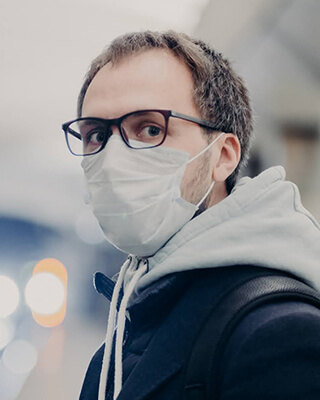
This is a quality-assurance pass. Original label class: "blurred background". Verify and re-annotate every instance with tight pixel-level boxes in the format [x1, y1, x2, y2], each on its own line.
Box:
[0, 0, 319, 398]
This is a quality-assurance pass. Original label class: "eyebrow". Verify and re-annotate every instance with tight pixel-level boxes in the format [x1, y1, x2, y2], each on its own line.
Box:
[80, 120, 104, 127]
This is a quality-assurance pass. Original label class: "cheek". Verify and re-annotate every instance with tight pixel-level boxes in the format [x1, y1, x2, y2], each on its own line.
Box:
[180, 156, 204, 194]
[179, 148, 214, 203]
[180, 167, 193, 200]
[182, 160, 198, 182]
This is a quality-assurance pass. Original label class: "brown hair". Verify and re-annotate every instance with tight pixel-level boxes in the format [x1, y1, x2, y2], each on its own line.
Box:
[77, 30, 253, 191]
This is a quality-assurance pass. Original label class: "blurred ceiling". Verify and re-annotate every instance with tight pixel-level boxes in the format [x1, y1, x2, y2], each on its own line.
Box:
[1, 0, 320, 232]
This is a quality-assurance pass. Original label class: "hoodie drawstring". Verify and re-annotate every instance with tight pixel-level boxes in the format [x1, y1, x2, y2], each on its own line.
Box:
[114, 261, 148, 398]
[98, 257, 148, 400]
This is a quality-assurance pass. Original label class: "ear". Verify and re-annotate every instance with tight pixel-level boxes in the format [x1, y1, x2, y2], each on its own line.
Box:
[212, 133, 241, 182]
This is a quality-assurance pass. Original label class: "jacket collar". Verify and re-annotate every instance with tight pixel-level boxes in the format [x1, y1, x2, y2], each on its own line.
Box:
[93, 272, 115, 301]
[93, 269, 194, 329]
[116, 268, 230, 400]
[118, 342, 182, 400]
[117, 272, 198, 400]
[93, 270, 196, 399]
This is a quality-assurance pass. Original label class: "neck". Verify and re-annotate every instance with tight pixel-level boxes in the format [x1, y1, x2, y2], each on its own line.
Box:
[194, 182, 227, 218]
[207, 181, 228, 208]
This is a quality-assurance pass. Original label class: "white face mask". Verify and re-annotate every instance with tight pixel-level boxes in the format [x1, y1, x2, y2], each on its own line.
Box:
[81, 133, 224, 257]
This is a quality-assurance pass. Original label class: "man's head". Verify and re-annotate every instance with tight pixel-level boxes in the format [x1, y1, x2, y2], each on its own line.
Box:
[78, 30, 252, 206]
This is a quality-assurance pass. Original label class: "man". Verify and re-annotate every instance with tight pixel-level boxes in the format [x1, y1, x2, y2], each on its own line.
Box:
[62, 31, 320, 399]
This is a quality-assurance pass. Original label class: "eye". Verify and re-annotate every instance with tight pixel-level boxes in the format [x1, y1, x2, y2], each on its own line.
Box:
[88, 129, 108, 144]
[143, 125, 162, 137]
[121, 111, 166, 146]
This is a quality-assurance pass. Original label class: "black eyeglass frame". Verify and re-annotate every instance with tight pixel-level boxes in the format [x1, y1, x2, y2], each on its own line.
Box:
[61, 109, 224, 156]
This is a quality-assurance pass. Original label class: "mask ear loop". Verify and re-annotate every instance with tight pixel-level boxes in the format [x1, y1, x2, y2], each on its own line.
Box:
[196, 180, 215, 208]
[188, 132, 225, 208]
[187, 132, 225, 165]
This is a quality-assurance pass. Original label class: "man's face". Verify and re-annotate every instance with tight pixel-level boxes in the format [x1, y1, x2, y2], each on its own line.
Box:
[82, 49, 216, 206]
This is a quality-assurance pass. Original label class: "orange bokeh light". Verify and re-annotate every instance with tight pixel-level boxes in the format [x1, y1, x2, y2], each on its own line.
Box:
[31, 258, 67, 328]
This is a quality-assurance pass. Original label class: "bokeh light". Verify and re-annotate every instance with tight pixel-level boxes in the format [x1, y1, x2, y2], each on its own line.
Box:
[25, 273, 65, 314]
[0, 319, 15, 350]
[3, 340, 38, 374]
[0, 276, 20, 318]
[28, 258, 68, 327]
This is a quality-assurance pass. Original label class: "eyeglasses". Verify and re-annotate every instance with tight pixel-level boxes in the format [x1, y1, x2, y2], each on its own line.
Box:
[61, 109, 222, 156]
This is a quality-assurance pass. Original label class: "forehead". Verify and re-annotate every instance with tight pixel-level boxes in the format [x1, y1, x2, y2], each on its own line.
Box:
[82, 49, 197, 119]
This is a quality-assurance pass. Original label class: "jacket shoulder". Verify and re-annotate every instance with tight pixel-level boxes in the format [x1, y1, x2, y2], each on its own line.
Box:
[220, 300, 320, 399]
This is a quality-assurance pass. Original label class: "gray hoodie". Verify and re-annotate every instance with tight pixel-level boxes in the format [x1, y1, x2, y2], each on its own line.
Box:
[136, 165, 320, 292]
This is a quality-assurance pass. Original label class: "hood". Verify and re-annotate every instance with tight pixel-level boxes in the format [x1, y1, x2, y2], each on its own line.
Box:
[135, 166, 320, 292]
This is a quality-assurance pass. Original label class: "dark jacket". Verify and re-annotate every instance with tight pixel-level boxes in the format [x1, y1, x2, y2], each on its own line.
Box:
[80, 266, 320, 400]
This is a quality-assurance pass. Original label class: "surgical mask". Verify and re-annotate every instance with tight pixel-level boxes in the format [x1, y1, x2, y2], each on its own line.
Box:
[81, 133, 224, 257]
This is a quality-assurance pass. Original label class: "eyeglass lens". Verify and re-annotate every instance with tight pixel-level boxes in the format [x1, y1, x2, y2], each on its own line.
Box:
[66, 111, 167, 155]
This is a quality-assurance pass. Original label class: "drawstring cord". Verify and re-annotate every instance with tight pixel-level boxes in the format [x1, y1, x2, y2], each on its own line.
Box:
[114, 260, 148, 398]
[98, 257, 131, 400]
[98, 257, 148, 400]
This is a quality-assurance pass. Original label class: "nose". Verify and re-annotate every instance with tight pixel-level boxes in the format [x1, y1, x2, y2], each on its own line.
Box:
[102, 123, 124, 150]
[108, 123, 122, 137]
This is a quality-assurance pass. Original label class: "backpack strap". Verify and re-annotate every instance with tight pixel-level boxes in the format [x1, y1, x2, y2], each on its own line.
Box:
[183, 274, 320, 400]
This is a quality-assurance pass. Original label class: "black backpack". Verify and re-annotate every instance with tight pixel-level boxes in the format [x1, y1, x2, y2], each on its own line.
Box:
[183, 271, 320, 400]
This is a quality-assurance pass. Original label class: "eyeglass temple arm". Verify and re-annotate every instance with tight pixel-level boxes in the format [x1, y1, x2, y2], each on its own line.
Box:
[67, 127, 81, 140]
[170, 111, 220, 130]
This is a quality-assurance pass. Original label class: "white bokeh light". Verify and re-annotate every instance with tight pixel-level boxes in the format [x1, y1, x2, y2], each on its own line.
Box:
[3, 340, 38, 374]
[0, 276, 20, 318]
[25, 273, 65, 314]
[0, 319, 15, 350]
